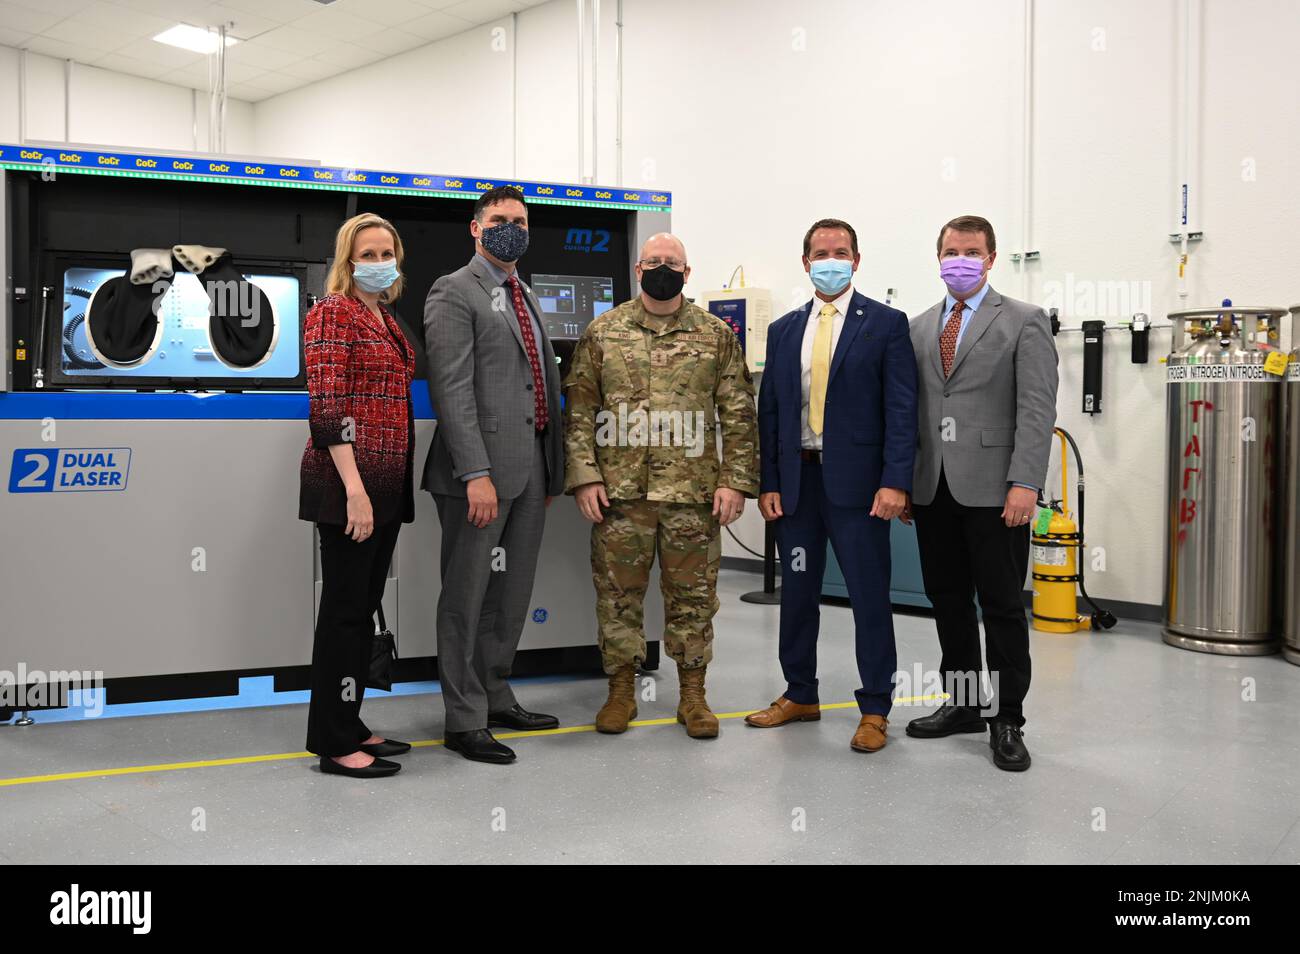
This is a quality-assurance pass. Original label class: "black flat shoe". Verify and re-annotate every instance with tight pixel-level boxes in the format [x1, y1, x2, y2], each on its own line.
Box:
[487, 704, 559, 731]
[319, 755, 401, 778]
[444, 728, 516, 764]
[989, 721, 1032, 772]
[359, 738, 411, 757]
[905, 703, 986, 738]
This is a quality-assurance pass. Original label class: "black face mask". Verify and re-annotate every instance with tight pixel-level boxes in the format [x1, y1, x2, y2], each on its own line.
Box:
[640, 265, 685, 302]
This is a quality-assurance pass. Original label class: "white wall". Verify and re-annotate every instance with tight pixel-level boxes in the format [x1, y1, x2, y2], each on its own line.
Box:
[252, 19, 514, 174]
[0, 45, 254, 154]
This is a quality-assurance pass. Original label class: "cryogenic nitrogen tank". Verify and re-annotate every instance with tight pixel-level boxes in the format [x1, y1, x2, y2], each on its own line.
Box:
[1286, 305, 1300, 666]
[1163, 305, 1288, 655]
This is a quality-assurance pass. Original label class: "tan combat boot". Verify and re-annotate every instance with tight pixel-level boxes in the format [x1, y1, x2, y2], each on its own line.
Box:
[676, 665, 719, 739]
[595, 664, 638, 734]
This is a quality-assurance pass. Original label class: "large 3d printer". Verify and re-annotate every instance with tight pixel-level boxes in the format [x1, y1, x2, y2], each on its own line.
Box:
[0, 143, 671, 711]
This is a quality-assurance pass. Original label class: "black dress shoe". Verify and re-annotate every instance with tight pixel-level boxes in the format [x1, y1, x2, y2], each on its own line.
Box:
[359, 738, 411, 757]
[905, 703, 985, 738]
[989, 721, 1031, 772]
[319, 755, 401, 778]
[444, 728, 517, 764]
[487, 704, 559, 731]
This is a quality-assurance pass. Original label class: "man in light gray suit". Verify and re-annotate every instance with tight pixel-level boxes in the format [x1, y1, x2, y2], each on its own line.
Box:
[900, 214, 1058, 772]
[422, 186, 564, 764]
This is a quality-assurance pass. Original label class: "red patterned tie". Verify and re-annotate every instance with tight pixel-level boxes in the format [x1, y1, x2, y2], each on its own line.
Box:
[940, 300, 965, 378]
[507, 275, 549, 431]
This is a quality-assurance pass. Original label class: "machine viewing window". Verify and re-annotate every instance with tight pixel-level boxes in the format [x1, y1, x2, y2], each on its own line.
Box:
[530, 274, 615, 340]
[62, 267, 301, 381]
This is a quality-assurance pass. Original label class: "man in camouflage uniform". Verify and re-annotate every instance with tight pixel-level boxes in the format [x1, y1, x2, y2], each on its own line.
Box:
[564, 233, 758, 739]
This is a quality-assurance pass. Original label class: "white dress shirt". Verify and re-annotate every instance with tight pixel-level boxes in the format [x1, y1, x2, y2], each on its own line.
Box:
[799, 284, 854, 450]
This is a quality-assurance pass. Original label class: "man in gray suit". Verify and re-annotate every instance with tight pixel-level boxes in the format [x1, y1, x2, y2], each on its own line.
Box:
[901, 214, 1058, 772]
[422, 186, 564, 764]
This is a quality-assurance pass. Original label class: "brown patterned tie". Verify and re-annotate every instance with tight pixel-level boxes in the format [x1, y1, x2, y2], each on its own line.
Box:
[940, 300, 965, 378]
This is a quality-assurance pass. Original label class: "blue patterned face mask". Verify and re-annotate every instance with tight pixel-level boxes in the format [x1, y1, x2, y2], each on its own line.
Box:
[352, 259, 399, 293]
[480, 221, 530, 262]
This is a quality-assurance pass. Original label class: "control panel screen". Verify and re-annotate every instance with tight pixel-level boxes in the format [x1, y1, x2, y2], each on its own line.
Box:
[530, 274, 615, 340]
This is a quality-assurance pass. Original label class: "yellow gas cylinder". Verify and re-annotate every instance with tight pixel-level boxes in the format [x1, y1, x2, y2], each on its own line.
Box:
[1031, 509, 1088, 633]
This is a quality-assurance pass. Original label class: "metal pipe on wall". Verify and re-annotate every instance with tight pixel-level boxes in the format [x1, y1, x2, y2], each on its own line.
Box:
[511, 11, 519, 177]
[219, 24, 228, 154]
[592, 0, 600, 184]
[1175, 0, 1202, 304]
[1020, 0, 1035, 301]
[64, 58, 72, 142]
[17, 48, 26, 144]
[206, 24, 229, 154]
[207, 36, 214, 149]
[576, 0, 585, 183]
[207, 36, 216, 150]
[615, 0, 623, 185]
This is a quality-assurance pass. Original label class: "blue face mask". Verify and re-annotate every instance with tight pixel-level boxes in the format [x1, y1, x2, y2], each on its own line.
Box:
[808, 258, 853, 295]
[352, 259, 399, 294]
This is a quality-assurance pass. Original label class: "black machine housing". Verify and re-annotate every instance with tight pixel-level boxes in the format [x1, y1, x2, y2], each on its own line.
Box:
[8, 170, 635, 391]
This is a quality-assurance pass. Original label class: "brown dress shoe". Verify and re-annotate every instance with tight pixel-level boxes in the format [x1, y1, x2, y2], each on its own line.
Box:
[850, 714, 888, 752]
[744, 696, 821, 727]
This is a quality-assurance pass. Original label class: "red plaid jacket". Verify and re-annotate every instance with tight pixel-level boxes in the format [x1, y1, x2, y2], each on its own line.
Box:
[298, 294, 415, 527]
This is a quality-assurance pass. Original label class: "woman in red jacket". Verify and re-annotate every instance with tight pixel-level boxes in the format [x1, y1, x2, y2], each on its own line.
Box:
[301, 213, 415, 778]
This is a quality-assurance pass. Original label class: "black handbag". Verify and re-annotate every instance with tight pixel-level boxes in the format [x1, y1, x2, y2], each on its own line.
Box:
[367, 605, 398, 691]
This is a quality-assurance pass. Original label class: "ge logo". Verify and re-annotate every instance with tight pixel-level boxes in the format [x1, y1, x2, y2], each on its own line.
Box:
[532, 608, 548, 623]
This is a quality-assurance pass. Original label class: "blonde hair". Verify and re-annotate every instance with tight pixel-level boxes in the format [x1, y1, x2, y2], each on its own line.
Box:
[325, 213, 406, 304]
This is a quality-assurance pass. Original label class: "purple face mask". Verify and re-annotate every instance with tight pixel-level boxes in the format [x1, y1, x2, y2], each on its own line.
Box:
[940, 255, 987, 296]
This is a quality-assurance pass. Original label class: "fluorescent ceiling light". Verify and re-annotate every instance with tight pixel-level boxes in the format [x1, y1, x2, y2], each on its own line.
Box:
[153, 24, 239, 55]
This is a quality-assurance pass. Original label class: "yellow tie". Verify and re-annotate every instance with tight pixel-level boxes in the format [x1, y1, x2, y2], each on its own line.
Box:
[808, 302, 836, 435]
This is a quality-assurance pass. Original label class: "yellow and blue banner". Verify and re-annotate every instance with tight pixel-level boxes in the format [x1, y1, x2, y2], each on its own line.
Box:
[0, 144, 671, 213]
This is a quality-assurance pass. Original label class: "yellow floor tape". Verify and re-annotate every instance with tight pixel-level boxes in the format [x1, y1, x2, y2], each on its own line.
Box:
[0, 693, 948, 788]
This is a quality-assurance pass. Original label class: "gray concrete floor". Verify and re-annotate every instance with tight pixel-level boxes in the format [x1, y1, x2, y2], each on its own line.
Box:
[3, 569, 1299, 864]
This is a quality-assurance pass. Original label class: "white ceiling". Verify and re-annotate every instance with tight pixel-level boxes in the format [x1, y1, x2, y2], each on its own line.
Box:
[0, 0, 551, 103]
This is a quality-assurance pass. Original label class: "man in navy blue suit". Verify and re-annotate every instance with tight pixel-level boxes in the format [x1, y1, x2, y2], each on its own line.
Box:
[746, 219, 917, 753]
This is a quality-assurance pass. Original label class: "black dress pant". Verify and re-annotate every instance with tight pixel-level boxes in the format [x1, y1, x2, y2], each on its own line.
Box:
[912, 470, 1031, 726]
[305, 519, 401, 757]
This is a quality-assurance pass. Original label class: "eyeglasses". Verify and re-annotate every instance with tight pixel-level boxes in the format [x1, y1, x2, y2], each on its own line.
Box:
[639, 258, 687, 271]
